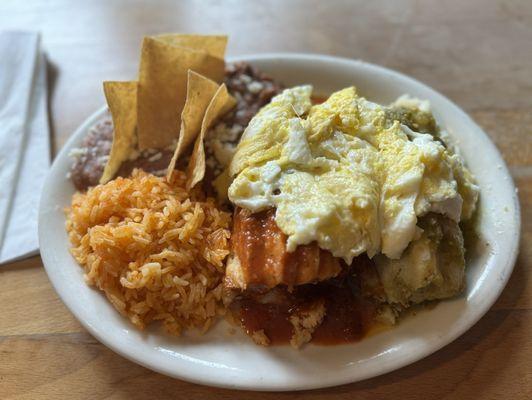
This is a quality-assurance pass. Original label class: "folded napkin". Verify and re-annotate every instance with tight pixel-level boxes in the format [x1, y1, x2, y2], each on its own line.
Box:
[0, 32, 50, 264]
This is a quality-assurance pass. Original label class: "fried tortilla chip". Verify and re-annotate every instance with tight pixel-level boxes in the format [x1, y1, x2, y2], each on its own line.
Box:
[100, 81, 137, 184]
[155, 34, 227, 58]
[137, 37, 225, 150]
[166, 70, 220, 180]
[187, 84, 236, 190]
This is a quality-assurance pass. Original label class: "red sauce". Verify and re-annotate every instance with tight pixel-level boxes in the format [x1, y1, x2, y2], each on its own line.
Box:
[232, 259, 378, 345]
[231, 208, 341, 289]
[311, 95, 327, 105]
[312, 285, 375, 344]
[237, 299, 295, 344]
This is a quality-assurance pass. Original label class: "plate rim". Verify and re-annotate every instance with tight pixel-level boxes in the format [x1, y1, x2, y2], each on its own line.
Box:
[39, 52, 521, 391]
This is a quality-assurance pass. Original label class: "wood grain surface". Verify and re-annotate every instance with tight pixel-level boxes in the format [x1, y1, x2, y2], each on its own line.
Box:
[0, 0, 530, 399]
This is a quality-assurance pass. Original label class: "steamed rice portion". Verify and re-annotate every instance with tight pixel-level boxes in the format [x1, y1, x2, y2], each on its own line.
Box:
[66, 169, 231, 335]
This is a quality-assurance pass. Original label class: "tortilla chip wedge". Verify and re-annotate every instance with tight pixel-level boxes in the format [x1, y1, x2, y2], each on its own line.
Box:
[137, 37, 225, 150]
[100, 81, 137, 184]
[186, 84, 236, 190]
[155, 34, 227, 58]
[166, 70, 220, 180]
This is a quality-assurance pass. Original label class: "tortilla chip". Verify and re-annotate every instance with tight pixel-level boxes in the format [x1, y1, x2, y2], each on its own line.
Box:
[166, 71, 220, 180]
[187, 84, 236, 190]
[137, 37, 225, 150]
[100, 81, 137, 184]
[155, 34, 227, 58]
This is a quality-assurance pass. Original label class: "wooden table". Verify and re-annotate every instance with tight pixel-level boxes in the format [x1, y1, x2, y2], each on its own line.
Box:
[1, 1, 530, 398]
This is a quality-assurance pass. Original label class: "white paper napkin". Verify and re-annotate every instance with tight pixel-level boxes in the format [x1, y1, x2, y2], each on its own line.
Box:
[0, 32, 50, 264]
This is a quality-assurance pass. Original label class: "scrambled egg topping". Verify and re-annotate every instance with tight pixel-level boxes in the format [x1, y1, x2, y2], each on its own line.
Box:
[228, 86, 479, 263]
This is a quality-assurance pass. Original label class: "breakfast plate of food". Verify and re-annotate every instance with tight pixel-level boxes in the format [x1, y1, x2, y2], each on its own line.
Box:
[39, 34, 520, 390]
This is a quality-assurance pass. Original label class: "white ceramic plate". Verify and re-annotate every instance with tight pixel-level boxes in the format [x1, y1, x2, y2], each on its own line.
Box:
[39, 54, 520, 391]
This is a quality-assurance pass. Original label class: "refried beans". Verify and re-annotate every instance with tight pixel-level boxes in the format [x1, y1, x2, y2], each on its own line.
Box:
[69, 62, 284, 191]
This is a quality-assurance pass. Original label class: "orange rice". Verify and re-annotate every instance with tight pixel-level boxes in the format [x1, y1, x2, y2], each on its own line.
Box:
[65, 169, 231, 335]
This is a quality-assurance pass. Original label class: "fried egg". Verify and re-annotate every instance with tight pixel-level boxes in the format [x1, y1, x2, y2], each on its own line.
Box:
[228, 86, 479, 263]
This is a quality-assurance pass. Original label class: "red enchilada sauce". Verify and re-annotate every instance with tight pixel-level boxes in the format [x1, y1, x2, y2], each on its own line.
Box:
[231, 208, 342, 289]
[231, 257, 379, 345]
